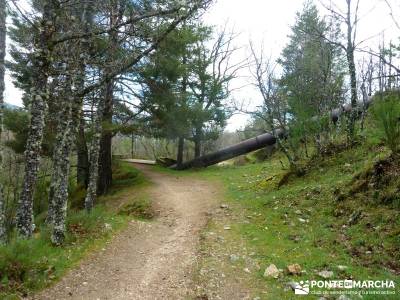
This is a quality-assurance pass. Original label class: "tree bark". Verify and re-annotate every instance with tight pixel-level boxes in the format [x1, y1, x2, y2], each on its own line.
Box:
[194, 126, 202, 158]
[346, 0, 358, 142]
[46, 97, 71, 225]
[51, 93, 78, 245]
[98, 79, 113, 195]
[177, 137, 184, 167]
[16, 2, 55, 238]
[77, 116, 89, 188]
[84, 96, 105, 212]
[0, 0, 6, 243]
[97, 2, 120, 196]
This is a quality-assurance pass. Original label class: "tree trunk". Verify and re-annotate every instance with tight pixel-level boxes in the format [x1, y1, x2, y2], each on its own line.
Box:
[0, 0, 6, 243]
[16, 3, 54, 238]
[50, 2, 91, 243]
[194, 126, 202, 158]
[84, 97, 105, 212]
[46, 98, 71, 225]
[98, 79, 113, 195]
[177, 137, 184, 167]
[77, 116, 89, 188]
[346, 0, 358, 142]
[51, 93, 79, 245]
[97, 2, 120, 195]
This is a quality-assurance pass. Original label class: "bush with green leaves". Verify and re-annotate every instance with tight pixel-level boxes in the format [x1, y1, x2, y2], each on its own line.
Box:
[371, 93, 400, 154]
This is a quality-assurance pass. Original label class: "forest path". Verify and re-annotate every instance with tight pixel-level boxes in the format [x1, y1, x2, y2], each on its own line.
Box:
[33, 164, 220, 300]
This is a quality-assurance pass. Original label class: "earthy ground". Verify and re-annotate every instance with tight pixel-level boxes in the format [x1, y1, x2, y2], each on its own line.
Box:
[32, 164, 220, 300]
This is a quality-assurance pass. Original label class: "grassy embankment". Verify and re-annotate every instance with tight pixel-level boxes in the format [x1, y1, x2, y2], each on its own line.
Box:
[0, 161, 152, 299]
[157, 137, 399, 299]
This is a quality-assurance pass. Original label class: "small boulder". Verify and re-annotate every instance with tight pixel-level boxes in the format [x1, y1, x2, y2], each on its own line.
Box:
[287, 264, 302, 275]
[337, 265, 348, 271]
[263, 264, 280, 278]
[317, 270, 334, 279]
[229, 254, 239, 262]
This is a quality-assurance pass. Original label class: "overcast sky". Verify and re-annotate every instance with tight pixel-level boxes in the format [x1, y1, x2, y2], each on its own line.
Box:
[5, 0, 400, 131]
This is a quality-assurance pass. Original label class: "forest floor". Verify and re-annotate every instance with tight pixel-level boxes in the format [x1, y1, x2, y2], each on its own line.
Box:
[31, 164, 221, 300]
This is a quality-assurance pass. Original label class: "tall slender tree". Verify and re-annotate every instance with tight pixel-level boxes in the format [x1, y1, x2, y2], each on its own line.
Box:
[16, 1, 57, 238]
[0, 0, 6, 243]
[279, 1, 344, 154]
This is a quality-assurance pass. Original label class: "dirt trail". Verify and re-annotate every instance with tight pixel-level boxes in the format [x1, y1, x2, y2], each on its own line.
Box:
[33, 164, 219, 300]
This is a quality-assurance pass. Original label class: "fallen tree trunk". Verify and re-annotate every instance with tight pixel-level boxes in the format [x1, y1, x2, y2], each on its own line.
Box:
[171, 133, 276, 170]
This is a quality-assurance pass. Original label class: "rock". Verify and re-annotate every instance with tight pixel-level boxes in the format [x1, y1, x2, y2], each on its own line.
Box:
[243, 268, 251, 273]
[253, 297, 261, 300]
[298, 218, 307, 223]
[337, 295, 351, 300]
[287, 263, 302, 275]
[104, 223, 112, 230]
[220, 204, 229, 209]
[317, 270, 334, 279]
[285, 281, 300, 291]
[295, 210, 302, 215]
[344, 163, 351, 168]
[347, 210, 362, 225]
[230, 254, 239, 262]
[263, 264, 280, 278]
[223, 225, 231, 230]
[337, 265, 348, 271]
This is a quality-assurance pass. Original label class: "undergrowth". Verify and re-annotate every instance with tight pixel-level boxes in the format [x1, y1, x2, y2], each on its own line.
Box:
[0, 162, 149, 298]
[189, 139, 400, 299]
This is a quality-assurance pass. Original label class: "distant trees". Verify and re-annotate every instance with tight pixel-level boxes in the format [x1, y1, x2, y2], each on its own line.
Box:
[139, 23, 238, 165]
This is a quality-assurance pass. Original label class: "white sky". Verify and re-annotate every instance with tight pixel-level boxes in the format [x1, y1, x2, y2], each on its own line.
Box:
[5, 0, 400, 131]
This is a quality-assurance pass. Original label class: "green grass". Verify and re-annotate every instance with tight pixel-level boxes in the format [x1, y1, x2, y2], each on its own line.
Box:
[0, 162, 150, 298]
[186, 144, 399, 299]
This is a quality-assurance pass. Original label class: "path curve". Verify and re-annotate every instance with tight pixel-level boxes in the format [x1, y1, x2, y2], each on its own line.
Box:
[33, 164, 219, 300]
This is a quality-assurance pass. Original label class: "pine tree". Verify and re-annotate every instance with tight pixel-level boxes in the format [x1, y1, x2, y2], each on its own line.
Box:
[279, 1, 344, 155]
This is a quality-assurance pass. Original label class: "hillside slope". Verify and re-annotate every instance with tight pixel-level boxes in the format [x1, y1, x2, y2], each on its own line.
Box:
[188, 144, 399, 299]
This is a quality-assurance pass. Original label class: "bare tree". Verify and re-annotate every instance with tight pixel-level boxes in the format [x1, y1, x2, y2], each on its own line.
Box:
[318, 0, 362, 142]
[249, 43, 304, 173]
[189, 26, 246, 158]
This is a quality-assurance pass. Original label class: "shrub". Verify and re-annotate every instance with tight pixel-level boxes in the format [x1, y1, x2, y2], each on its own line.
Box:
[371, 94, 400, 154]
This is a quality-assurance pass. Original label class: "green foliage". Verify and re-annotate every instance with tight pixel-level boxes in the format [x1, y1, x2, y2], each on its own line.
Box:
[279, 2, 344, 118]
[3, 108, 55, 156]
[111, 161, 144, 188]
[3, 108, 29, 154]
[371, 93, 400, 154]
[118, 195, 153, 220]
[0, 162, 146, 296]
[277, 1, 345, 161]
[0, 206, 127, 296]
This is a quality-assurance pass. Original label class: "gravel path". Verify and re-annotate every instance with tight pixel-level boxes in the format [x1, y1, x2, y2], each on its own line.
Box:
[32, 164, 219, 300]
